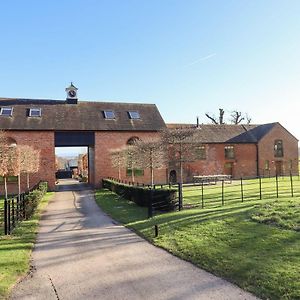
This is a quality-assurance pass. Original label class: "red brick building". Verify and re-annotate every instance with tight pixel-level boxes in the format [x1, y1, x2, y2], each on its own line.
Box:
[0, 85, 298, 192]
[167, 123, 299, 182]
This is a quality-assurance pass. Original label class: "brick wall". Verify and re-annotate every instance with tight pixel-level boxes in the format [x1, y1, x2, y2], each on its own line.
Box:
[0, 131, 56, 194]
[258, 123, 299, 176]
[170, 143, 257, 182]
[94, 131, 167, 187]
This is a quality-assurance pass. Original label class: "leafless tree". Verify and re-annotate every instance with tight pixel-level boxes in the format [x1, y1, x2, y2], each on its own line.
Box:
[134, 137, 167, 186]
[205, 108, 225, 125]
[230, 110, 245, 124]
[19, 145, 40, 190]
[125, 144, 141, 183]
[110, 147, 127, 180]
[161, 128, 198, 184]
[206, 108, 251, 125]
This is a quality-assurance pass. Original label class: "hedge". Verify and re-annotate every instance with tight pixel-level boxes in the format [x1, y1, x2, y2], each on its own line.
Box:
[24, 181, 48, 219]
[102, 179, 178, 212]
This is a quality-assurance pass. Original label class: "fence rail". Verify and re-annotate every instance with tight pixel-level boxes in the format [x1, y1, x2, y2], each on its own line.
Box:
[0, 182, 45, 235]
[181, 174, 300, 209]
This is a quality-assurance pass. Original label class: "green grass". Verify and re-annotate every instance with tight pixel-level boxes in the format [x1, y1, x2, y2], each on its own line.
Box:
[95, 189, 300, 300]
[182, 176, 300, 209]
[0, 192, 54, 299]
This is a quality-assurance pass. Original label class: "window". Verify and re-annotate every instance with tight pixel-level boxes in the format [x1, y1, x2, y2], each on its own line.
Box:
[103, 110, 115, 119]
[224, 145, 235, 159]
[196, 145, 206, 160]
[0, 107, 13, 116]
[0, 176, 18, 183]
[274, 140, 283, 157]
[126, 168, 144, 177]
[128, 111, 140, 119]
[289, 160, 293, 170]
[29, 108, 41, 117]
[264, 160, 270, 170]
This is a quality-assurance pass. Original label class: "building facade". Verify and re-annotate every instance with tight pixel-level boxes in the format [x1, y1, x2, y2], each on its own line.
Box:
[0, 85, 298, 193]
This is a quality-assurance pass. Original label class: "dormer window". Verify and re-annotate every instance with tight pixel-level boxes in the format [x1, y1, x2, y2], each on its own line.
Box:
[128, 111, 140, 119]
[29, 108, 41, 117]
[103, 110, 115, 119]
[0, 107, 13, 116]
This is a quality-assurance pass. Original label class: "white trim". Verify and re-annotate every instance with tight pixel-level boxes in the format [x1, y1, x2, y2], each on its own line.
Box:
[0, 107, 13, 116]
[29, 108, 42, 117]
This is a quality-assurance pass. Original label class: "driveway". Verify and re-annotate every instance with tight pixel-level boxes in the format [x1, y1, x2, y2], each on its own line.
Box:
[11, 181, 258, 299]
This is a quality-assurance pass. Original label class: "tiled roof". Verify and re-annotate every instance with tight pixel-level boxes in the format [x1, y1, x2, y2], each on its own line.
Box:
[167, 123, 278, 143]
[0, 98, 166, 131]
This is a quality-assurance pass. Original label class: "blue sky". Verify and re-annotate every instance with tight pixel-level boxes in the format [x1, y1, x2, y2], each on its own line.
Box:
[1, 0, 300, 157]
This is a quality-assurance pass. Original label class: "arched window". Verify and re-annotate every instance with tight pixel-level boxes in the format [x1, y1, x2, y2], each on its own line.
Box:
[127, 136, 141, 145]
[274, 140, 283, 157]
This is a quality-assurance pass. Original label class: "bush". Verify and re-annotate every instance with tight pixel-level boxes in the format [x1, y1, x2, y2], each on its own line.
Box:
[102, 179, 178, 212]
[24, 181, 48, 219]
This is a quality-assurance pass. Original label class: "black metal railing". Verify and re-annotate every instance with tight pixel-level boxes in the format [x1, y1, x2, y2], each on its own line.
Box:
[0, 182, 47, 235]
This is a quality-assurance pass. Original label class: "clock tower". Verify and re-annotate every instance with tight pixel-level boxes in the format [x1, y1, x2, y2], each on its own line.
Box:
[65, 82, 78, 104]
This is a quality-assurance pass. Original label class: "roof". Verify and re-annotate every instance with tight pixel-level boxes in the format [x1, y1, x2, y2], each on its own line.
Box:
[167, 123, 279, 143]
[0, 98, 166, 131]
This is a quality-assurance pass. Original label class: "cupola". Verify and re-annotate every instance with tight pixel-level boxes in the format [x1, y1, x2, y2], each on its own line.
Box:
[65, 82, 78, 104]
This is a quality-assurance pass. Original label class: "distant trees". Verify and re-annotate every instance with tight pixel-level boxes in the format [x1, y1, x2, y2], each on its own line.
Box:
[205, 109, 251, 125]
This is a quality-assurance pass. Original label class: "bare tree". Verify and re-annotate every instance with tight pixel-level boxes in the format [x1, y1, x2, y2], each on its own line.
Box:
[19, 145, 40, 190]
[205, 108, 225, 125]
[161, 128, 198, 184]
[134, 137, 167, 186]
[206, 108, 251, 125]
[110, 147, 127, 180]
[230, 110, 245, 124]
[125, 144, 141, 183]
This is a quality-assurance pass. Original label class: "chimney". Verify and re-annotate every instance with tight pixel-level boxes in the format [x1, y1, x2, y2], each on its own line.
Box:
[196, 116, 199, 128]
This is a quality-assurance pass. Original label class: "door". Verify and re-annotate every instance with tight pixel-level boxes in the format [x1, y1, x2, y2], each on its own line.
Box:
[275, 161, 283, 176]
[224, 162, 233, 177]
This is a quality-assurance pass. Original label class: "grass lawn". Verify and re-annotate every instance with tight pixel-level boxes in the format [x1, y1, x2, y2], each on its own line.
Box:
[0, 192, 54, 299]
[95, 188, 300, 300]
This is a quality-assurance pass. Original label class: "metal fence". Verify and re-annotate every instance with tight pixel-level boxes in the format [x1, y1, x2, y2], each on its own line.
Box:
[180, 174, 300, 209]
[0, 182, 45, 235]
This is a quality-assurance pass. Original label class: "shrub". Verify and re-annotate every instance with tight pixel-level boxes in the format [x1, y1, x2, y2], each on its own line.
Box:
[102, 179, 177, 212]
[24, 181, 48, 219]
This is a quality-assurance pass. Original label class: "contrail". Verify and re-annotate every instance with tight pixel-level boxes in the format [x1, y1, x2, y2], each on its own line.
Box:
[186, 53, 216, 66]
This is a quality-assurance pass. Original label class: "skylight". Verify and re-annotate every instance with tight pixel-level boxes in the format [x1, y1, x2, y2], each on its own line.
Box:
[103, 110, 115, 119]
[128, 111, 140, 119]
[0, 107, 13, 116]
[29, 108, 42, 117]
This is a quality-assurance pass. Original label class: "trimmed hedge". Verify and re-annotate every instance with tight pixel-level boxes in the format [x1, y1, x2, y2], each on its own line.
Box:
[102, 179, 178, 212]
[24, 182, 48, 219]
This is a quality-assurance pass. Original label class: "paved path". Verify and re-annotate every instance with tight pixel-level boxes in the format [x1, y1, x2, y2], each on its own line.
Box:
[11, 181, 258, 300]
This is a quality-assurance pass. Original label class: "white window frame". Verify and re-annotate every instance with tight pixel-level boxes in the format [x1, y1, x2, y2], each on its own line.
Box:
[29, 108, 42, 117]
[103, 110, 115, 119]
[0, 107, 13, 116]
[128, 111, 140, 119]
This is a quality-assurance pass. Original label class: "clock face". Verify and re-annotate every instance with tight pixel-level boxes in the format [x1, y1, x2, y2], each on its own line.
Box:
[68, 90, 76, 97]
